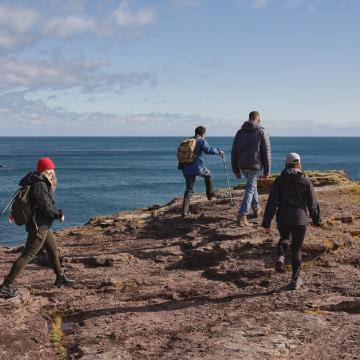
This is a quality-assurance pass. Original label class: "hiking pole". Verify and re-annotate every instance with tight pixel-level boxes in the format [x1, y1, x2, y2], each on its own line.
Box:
[0, 190, 19, 216]
[221, 153, 234, 206]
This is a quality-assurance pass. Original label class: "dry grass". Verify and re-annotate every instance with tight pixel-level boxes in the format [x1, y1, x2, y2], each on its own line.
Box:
[233, 170, 354, 191]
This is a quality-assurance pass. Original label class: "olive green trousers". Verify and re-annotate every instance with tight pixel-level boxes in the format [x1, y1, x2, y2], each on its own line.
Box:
[6, 228, 62, 284]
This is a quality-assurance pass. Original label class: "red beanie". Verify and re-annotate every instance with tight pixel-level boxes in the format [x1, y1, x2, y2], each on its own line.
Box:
[37, 157, 56, 173]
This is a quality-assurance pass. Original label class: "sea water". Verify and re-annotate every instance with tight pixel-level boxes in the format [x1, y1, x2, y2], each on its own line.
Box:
[0, 137, 359, 246]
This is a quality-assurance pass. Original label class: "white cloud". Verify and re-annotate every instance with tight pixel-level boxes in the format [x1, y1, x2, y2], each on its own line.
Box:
[0, 32, 29, 49]
[171, 0, 201, 8]
[235, 0, 269, 9]
[285, 0, 304, 8]
[0, 92, 211, 135]
[0, 58, 157, 94]
[114, 1, 156, 27]
[0, 4, 40, 33]
[44, 15, 97, 38]
[253, 0, 268, 8]
[307, 4, 316, 13]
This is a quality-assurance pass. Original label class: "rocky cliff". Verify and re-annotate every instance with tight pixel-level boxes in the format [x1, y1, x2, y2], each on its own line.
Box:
[1, 171, 360, 360]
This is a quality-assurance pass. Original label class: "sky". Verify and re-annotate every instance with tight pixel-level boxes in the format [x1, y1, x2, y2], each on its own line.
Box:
[0, 0, 359, 136]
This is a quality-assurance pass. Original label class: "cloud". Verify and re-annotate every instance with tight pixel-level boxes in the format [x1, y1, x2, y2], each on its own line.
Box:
[253, 0, 268, 8]
[171, 0, 201, 8]
[0, 58, 157, 94]
[0, 4, 40, 33]
[1, 92, 359, 136]
[307, 4, 316, 13]
[114, 1, 157, 27]
[285, 0, 304, 8]
[0, 92, 212, 136]
[235, 0, 269, 9]
[0, 32, 30, 49]
[44, 15, 97, 38]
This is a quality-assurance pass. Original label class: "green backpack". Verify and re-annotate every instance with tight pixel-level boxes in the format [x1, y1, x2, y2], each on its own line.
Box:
[11, 186, 34, 226]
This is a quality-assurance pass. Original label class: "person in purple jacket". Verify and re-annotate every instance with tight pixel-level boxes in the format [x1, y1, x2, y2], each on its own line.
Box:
[180, 126, 224, 217]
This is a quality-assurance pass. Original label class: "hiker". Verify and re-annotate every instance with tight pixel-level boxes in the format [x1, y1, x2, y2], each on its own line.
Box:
[231, 111, 271, 226]
[261, 153, 322, 290]
[0, 157, 75, 298]
[178, 126, 224, 217]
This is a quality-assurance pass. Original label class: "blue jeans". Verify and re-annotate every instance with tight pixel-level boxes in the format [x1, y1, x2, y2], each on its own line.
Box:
[239, 170, 259, 215]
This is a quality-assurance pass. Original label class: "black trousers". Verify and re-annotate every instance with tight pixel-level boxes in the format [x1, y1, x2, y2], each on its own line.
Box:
[277, 224, 306, 279]
[184, 168, 214, 200]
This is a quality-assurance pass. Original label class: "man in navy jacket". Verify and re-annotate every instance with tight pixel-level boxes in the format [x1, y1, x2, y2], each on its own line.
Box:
[181, 126, 224, 217]
[231, 111, 271, 226]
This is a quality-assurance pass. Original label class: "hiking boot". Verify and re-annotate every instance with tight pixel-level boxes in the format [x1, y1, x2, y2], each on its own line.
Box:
[182, 195, 191, 218]
[289, 277, 303, 290]
[0, 281, 19, 298]
[252, 205, 262, 219]
[275, 255, 285, 273]
[54, 274, 75, 288]
[237, 214, 252, 227]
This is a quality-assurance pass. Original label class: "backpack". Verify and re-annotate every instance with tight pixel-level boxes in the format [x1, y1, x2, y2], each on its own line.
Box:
[10, 186, 34, 226]
[177, 138, 197, 164]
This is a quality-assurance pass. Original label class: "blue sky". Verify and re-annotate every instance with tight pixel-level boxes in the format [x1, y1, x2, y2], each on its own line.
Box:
[0, 0, 359, 136]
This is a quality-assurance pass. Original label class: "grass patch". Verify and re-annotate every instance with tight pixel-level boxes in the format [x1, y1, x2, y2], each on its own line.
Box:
[304, 309, 327, 316]
[301, 259, 325, 270]
[51, 311, 67, 360]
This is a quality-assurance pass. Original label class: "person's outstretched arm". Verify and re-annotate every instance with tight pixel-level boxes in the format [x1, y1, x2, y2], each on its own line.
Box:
[262, 177, 280, 228]
[306, 180, 322, 225]
[201, 139, 221, 155]
[260, 130, 271, 177]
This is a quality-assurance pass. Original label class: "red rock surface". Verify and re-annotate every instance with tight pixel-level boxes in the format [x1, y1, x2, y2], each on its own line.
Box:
[1, 173, 360, 359]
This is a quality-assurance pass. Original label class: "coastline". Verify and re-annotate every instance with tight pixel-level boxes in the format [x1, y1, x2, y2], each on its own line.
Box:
[1, 171, 360, 359]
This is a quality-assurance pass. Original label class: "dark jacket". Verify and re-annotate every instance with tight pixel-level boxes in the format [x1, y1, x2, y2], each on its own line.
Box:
[231, 121, 271, 176]
[262, 169, 321, 228]
[19, 172, 62, 233]
[182, 136, 220, 176]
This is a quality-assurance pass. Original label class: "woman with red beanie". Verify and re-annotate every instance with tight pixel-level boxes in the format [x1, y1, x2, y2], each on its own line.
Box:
[0, 157, 75, 298]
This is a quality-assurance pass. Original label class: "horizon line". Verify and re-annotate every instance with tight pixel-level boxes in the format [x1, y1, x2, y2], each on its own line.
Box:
[0, 135, 360, 138]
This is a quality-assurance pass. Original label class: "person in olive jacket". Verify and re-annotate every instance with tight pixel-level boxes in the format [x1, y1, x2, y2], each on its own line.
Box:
[261, 153, 322, 290]
[0, 157, 75, 298]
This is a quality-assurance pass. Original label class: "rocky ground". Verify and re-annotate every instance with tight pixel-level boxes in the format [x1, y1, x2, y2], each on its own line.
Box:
[1, 171, 360, 360]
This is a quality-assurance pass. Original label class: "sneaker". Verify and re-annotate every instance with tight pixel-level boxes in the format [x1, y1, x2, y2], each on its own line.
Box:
[54, 274, 75, 288]
[0, 282, 19, 298]
[275, 256, 285, 273]
[289, 277, 304, 290]
[237, 214, 253, 227]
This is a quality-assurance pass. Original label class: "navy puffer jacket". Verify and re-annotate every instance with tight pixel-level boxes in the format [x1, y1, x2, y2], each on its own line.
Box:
[231, 121, 271, 176]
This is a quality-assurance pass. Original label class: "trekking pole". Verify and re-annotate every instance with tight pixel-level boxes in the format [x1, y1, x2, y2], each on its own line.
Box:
[0, 190, 19, 216]
[221, 153, 234, 206]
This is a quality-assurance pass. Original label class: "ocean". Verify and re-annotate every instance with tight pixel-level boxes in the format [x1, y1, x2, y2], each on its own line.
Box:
[0, 137, 359, 246]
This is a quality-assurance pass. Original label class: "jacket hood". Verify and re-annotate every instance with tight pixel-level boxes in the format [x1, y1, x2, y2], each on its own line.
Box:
[241, 121, 261, 132]
[19, 171, 47, 187]
[281, 168, 306, 184]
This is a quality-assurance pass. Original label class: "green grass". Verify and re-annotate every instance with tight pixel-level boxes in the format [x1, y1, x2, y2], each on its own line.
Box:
[51, 312, 67, 360]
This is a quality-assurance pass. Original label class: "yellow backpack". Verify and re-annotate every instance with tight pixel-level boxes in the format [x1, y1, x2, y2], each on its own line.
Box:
[176, 138, 197, 164]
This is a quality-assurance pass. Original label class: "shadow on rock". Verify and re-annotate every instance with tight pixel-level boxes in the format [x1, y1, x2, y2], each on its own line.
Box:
[202, 268, 271, 288]
[166, 244, 228, 270]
